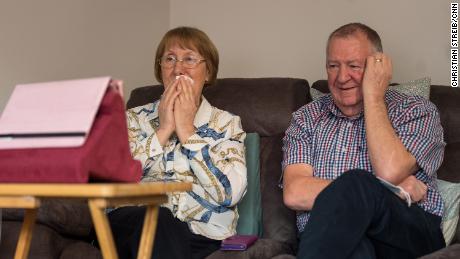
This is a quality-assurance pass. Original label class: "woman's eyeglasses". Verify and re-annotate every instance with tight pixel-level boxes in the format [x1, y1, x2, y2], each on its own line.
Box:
[159, 56, 206, 69]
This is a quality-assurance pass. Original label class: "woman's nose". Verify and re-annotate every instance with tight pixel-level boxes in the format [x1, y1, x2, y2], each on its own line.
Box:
[173, 60, 185, 75]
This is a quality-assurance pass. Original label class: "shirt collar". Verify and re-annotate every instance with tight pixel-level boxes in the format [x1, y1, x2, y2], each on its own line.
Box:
[146, 101, 159, 121]
[324, 94, 363, 120]
[193, 97, 212, 128]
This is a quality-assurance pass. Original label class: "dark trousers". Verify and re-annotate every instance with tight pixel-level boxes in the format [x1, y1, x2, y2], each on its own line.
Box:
[106, 206, 220, 259]
[297, 170, 445, 259]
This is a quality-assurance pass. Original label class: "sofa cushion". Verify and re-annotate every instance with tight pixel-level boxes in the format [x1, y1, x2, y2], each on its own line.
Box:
[260, 135, 297, 248]
[419, 243, 460, 258]
[0, 221, 70, 259]
[310, 79, 329, 93]
[237, 133, 263, 236]
[59, 241, 102, 259]
[0, 221, 101, 259]
[2, 199, 93, 237]
[271, 255, 296, 259]
[430, 85, 460, 183]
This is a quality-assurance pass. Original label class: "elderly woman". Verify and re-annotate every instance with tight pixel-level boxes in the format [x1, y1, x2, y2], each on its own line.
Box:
[108, 27, 247, 259]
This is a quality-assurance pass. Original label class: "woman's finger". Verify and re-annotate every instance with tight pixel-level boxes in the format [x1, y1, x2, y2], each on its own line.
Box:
[182, 78, 195, 104]
[163, 83, 181, 111]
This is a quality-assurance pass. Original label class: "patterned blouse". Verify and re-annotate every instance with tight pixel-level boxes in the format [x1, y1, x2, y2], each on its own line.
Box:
[126, 97, 247, 240]
[282, 90, 445, 233]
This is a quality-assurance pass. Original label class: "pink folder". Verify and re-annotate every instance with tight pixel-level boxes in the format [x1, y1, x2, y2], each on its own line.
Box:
[0, 76, 121, 149]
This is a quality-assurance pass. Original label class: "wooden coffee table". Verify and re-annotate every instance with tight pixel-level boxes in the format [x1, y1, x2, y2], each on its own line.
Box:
[0, 182, 191, 259]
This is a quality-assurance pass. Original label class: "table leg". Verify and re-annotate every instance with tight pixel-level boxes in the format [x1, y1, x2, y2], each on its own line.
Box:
[88, 199, 119, 259]
[137, 205, 159, 259]
[14, 208, 37, 259]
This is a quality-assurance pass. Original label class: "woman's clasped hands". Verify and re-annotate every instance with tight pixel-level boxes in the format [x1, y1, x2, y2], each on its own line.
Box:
[157, 75, 201, 145]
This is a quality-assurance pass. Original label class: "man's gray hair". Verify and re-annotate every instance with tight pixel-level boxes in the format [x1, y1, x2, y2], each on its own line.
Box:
[327, 22, 383, 52]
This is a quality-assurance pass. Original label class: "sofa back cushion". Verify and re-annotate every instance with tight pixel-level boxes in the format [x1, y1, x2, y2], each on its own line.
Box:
[430, 85, 460, 183]
[428, 85, 460, 245]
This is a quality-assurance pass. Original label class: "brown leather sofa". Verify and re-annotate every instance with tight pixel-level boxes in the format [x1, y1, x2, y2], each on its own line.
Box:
[0, 78, 459, 259]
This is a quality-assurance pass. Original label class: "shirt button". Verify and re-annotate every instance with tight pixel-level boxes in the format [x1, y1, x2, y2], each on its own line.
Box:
[347, 123, 353, 127]
[342, 147, 347, 153]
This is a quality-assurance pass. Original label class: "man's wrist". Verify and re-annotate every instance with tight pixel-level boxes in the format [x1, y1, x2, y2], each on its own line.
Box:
[363, 90, 386, 104]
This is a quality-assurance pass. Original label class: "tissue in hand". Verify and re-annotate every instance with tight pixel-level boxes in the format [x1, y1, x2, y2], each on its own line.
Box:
[175, 75, 194, 84]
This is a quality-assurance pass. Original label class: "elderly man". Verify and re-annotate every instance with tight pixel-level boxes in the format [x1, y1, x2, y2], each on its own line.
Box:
[282, 23, 445, 258]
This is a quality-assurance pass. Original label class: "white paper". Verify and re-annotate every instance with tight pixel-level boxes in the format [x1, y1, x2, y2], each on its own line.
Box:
[377, 176, 412, 207]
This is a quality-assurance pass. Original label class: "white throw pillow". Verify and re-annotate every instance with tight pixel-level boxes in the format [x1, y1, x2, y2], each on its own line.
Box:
[389, 77, 431, 99]
[309, 77, 431, 101]
[309, 87, 327, 100]
[437, 179, 460, 245]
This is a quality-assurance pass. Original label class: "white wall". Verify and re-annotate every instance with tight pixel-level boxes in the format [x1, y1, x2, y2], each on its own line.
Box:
[0, 0, 452, 113]
[171, 0, 451, 86]
[0, 0, 169, 112]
